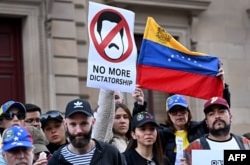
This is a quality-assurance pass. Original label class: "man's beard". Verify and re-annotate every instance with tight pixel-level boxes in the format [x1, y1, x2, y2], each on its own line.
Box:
[209, 119, 231, 137]
[66, 126, 92, 148]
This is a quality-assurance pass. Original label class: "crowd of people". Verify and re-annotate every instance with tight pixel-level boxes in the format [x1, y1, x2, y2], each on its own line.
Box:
[0, 86, 250, 165]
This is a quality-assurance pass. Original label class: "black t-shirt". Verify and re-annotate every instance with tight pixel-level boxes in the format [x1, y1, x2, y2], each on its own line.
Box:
[47, 142, 68, 154]
[123, 149, 158, 165]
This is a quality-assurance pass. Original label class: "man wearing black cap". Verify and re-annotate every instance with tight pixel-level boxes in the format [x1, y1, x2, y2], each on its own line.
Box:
[183, 97, 250, 165]
[48, 98, 126, 165]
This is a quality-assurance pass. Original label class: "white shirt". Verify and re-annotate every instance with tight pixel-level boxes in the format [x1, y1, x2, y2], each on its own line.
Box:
[206, 136, 240, 150]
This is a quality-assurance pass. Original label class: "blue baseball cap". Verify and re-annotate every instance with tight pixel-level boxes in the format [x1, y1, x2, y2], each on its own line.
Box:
[0, 100, 26, 115]
[166, 94, 188, 112]
[2, 125, 33, 152]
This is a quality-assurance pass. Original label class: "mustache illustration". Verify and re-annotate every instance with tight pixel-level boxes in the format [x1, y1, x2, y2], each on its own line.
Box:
[109, 43, 119, 50]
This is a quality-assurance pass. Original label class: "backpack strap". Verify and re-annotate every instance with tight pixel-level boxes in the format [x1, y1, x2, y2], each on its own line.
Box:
[232, 134, 246, 149]
[200, 134, 247, 150]
[199, 135, 211, 149]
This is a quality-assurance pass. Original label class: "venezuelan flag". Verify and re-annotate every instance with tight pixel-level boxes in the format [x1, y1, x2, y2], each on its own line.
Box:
[137, 17, 223, 99]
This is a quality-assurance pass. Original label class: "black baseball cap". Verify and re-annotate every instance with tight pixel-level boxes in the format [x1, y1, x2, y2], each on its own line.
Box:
[41, 110, 63, 129]
[65, 99, 93, 118]
[131, 111, 158, 130]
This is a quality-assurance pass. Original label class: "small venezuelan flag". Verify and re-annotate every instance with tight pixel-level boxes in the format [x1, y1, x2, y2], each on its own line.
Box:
[137, 17, 223, 99]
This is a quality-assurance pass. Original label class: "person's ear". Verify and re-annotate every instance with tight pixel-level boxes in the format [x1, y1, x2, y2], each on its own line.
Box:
[2, 152, 7, 162]
[64, 119, 67, 128]
[229, 112, 232, 123]
[92, 117, 96, 125]
[131, 131, 136, 140]
[205, 117, 208, 127]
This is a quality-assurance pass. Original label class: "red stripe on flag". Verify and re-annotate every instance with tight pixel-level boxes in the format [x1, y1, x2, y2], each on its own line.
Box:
[137, 65, 223, 99]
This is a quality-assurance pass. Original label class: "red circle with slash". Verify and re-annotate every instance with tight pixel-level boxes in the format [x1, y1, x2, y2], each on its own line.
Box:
[90, 9, 133, 63]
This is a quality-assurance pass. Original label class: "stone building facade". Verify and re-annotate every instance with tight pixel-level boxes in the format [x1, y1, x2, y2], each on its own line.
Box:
[0, 0, 249, 134]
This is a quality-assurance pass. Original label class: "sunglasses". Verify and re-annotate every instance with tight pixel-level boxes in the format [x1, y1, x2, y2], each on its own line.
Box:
[40, 111, 63, 124]
[2, 111, 26, 120]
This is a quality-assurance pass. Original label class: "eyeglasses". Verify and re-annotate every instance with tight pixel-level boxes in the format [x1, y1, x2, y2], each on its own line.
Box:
[2, 111, 26, 120]
[40, 111, 63, 124]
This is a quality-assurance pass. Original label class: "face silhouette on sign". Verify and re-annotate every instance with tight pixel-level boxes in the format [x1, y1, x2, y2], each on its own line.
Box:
[90, 9, 133, 63]
[97, 11, 124, 60]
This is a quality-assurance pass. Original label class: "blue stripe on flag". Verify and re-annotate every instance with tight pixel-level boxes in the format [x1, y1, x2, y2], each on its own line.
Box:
[138, 39, 220, 76]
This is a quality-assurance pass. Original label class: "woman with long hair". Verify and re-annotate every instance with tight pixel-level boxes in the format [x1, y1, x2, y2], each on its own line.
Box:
[124, 111, 168, 165]
[92, 89, 132, 152]
[161, 94, 207, 165]
[109, 103, 132, 152]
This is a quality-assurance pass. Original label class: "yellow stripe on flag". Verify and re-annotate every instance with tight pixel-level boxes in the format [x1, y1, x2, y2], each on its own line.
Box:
[143, 17, 206, 56]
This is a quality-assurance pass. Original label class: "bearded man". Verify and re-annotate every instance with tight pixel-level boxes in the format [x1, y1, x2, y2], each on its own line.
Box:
[182, 97, 250, 165]
[48, 98, 126, 165]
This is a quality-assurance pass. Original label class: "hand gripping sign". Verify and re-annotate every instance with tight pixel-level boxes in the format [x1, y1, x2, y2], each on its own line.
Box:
[87, 2, 137, 93]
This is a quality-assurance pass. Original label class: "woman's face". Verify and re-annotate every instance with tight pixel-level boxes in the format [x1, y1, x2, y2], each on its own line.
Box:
[2, 108, 25, 129]
[168, 109, 189, 130]
[113, 108, 130, 136]
[132, 123, 157, 147]
[43, 120, 66, 145]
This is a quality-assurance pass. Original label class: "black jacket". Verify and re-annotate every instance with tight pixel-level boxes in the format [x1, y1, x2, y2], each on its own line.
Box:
[48, 139, 126, 165]
[159, 121, 207, 164]
[47, 141, 68, 154]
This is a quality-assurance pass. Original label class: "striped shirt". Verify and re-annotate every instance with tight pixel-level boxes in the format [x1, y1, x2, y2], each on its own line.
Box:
[61, 145, 96, 165]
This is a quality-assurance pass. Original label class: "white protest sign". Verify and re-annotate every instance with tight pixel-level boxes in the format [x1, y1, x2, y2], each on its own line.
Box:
[87, 2, 137, 93]
[192, 150, 223, 165]
[175, 137, 184, 165]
